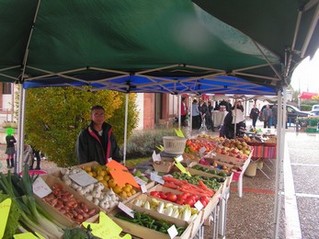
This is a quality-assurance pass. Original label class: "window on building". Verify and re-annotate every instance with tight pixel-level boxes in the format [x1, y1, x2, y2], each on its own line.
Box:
[2, 83, 12, 94]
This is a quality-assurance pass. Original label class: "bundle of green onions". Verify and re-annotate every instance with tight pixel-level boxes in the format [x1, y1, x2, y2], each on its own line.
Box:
[0, 165, 65, 238]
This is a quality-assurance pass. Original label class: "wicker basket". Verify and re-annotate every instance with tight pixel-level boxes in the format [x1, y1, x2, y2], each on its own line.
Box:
[163, 136, 187, 155]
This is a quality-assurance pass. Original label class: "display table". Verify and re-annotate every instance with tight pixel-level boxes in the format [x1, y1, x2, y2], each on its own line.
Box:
[212, 111, 227, 128]
[246, 141, 277, 179]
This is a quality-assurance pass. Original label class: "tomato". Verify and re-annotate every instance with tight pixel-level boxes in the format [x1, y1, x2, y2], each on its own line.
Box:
[166, 193, 177, 202]
[159, 192, 167, 200]
[150, 191, 159, 197]
[185, 198, 195, 207]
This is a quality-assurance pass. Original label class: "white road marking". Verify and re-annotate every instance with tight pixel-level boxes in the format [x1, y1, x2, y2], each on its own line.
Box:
[284, 141, 302, 239]
[295, 193, 319, 198]
[291, 163, 319, 167]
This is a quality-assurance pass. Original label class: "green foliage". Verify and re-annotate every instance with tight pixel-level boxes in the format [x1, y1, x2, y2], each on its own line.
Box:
[25, 87, 138, 167]
[300, 104, 312, 111]
[125, 128, 179, 159]
[108, 93, 138, 145]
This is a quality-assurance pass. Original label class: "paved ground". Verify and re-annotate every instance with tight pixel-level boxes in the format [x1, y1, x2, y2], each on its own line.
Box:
[1, 125, 318, 239]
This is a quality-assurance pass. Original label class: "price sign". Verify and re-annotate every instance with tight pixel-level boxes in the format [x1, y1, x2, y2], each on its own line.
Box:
[14, 232, 45, 239]
[194, 200, 204, 211]
[174, 161, 191, 176]
[174, 155, 183, 163]
[167, 225, 178, 239]
[152, 151, 161, 162]
[150, 172, 164, 184]
[69, 169, 97, 187]
[0, 198, 11, 238]
[33, 177, 52, 198]
[118, 202, 134, 218]
[133, 176, 147, 193]
[83, 211, 132, 239]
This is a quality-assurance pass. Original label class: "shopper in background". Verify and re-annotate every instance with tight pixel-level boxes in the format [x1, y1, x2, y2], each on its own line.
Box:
[30, 146, 41, 170]
[191, 99, 201, 129]
[76, 105, 121, 165]
[181, 97, 188, 127]
[206, 101, 214, 131]
[261, 104, 273, 128]
[249, 104, 260, 128]
[5, 127, 16, 168]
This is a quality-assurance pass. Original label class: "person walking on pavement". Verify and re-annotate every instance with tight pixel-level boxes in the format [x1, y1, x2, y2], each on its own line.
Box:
[261, 104, 273, 128]
[5, 127, 16, 168]
[249, 104, 260, 128]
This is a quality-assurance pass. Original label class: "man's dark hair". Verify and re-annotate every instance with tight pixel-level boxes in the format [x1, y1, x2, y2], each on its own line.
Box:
[91, 105, 105, 111]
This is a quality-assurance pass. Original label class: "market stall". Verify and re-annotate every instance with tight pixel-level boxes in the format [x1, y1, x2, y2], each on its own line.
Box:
[0, 133, 252, 238]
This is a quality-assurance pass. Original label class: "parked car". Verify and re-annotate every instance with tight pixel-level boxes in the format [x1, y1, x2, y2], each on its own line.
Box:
[260, 104, 309, 124]
[311, 104, 319, 111]
[309, 110, 319, 116]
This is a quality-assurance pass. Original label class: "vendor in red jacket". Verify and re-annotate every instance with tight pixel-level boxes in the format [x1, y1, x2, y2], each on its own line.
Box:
[76, 105, 122, 164]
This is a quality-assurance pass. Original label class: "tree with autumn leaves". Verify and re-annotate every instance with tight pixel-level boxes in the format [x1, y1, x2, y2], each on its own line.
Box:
[24, 87, 138, 167]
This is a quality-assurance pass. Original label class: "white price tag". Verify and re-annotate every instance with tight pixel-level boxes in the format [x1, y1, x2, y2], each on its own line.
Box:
[134, 176, 148, 193]
[152, 150, 161, 162]
[69, 169, 97, 187]
[174, 155, 183, 163]
[118, 202, 134, 218]
[141, 184, 147, 193]
[199, 147, 206, 156]
[167, 225, 178, 239]
[33, 177, 52, 198]
[194, 200, 204, 211]
[150, 172, 164, 185]
[134, 176, 146, 185]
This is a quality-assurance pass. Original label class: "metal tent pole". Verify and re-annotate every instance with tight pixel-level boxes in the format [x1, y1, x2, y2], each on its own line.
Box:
[16, 86, 26, 173]
[123, 94, 129, 165]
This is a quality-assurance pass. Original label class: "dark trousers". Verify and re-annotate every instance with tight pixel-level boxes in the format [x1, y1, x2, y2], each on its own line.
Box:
[264, 119, 271, 128]
[30, 150, 41, 170]
[192, 115, 201, 129]
[6, 158, 14, 167]
[252, 117, 258, 127]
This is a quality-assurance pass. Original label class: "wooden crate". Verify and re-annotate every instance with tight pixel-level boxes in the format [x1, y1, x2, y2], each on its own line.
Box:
[146, 184, 220, 235]
[127, 193, 203, 238]
[110, 208, 193, 239]
[36, 174, 100, 227]
[187, 167, 232, 195]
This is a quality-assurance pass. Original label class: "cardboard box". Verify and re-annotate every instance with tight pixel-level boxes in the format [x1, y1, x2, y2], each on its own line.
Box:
[37, 174, 100, 227]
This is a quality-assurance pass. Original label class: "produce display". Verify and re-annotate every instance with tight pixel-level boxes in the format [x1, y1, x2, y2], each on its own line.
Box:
[0, 134, 250, 238]
[184, 137, 218, 154]
[60, 167, 120, 211]
[191, 164, 230, 177]
[0, 169, 65, 239]
[218, 138, 252, 157]
[163, 175, 216, 197]
[149, 190, 210, 208]
[170, 172, 222, 190]
[114, 211, 186, 236]
[42, 183, 98, 224]
[81, 163, 138, 199]
[131, 196, 199, 221]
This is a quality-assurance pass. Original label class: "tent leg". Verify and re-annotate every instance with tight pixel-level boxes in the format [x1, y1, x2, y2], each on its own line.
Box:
[16, 86, 26, 174]
[123, 94, 129, 165]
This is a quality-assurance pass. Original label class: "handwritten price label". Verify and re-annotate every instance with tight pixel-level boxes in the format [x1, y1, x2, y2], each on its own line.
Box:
[33, 177, 52, 198]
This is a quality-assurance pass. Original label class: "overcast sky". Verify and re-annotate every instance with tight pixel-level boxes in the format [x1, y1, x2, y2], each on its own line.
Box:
[290, 48, 319, 93]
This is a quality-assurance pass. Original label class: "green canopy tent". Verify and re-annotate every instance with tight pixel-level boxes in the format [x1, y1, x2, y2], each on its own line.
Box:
[0, 0, 283, 89]
[0, 1, 318, 237]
